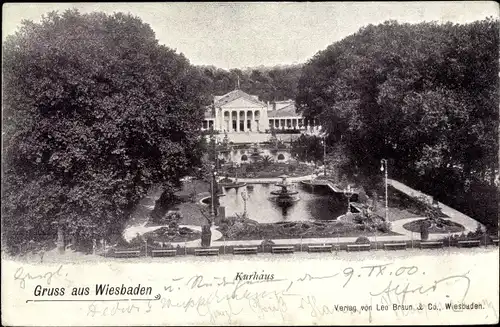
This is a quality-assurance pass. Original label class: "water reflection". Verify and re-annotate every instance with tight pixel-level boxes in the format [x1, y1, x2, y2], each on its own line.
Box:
[219, 183, 347, 223]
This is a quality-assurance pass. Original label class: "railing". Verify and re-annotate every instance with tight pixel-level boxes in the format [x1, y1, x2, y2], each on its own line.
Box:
[419, 241, 443, 249]
[113, 250, 141, 258]
[308, 245, 333, 253]
[151, 249, 177, 257]
[104, 235, 498, 259]
[457, 240, 481, 248]
[271, 246, 294, 254]
[194, 248, 220, 256]
[233, 247, 258, 255]
[383, 242, 407, 250]
[347, 244, 371, 252]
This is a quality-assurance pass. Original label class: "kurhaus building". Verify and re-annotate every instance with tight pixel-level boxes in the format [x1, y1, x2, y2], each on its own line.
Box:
[201, 90, 318, 133]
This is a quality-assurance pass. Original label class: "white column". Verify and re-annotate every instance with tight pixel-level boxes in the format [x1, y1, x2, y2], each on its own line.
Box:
[214, 107, 218, 131]
[244, 111, 247, 132]
[236, 111, 240, 132]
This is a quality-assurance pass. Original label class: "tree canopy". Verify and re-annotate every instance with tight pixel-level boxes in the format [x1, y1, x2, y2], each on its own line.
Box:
[296, 19, 499, 229]
[2, 10, 210, 253]
[198, 64, 303, 102]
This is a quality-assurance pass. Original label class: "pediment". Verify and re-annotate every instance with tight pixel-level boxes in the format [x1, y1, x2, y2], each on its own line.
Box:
[220, 97, 264, 109]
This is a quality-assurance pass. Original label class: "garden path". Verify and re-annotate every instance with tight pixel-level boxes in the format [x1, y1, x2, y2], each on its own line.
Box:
[388, 179, 483, 232]
[122, 178, 483, 247]
[225, 174, 314, 183]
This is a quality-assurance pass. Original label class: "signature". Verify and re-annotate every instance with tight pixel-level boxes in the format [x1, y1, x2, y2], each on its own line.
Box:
[370, 271, 471, 305]
[75, 265, 494, 324]
[87, 301, 141, 317]
[14, 265, 64, 289]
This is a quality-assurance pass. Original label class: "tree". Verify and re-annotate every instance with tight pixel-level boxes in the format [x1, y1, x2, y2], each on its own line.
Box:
[198, 64, 303, 102]
[291, 134, 323, 162]
[261, 155, 273, 167]
[2, 10, 210, 253]
[296, 19, 499, 231]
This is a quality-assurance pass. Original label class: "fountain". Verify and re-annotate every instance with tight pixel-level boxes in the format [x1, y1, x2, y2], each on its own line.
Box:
[270, 175, 299, 206]
[250, 142, 263, 158]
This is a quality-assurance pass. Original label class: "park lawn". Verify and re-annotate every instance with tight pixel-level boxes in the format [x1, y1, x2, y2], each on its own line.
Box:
[218, 220, 401, 241]
[221, 162, 314, 178]
[403, 219, 465, 234]
[142, 227, 202, 243]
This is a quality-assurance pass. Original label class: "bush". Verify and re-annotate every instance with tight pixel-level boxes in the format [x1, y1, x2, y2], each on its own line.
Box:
[358, 189, 368, 203]
[277, 154, 285, 160]
[355, 236, 370, 244]
[129, 233, 147, 246]
[376, 221, 392, 233]
[261, 239, 275, 247]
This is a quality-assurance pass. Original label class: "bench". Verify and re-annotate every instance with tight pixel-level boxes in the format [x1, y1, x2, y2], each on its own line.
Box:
[492, 238, 499, 246]
[457, 240, 480, 248]
[347, 244, 371, 252]
[308, 245, 333, 253]
[233, 247, 258, 255]
[151, 249, 177, 257]
[271, 246, 294, 254]
[419, 241, 443, 249]
[113, 250, 140, 258]
[384, 243, 407, 250]
[194, 248, 219, 256]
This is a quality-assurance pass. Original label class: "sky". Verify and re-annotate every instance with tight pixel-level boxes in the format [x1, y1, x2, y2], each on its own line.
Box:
[2, 2, 498, 69]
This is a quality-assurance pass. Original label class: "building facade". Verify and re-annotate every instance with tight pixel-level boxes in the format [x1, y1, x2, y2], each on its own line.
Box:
[201, 90, 318, 133]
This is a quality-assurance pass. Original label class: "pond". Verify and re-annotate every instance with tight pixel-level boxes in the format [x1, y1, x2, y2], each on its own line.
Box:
[219, 183, 349, 223]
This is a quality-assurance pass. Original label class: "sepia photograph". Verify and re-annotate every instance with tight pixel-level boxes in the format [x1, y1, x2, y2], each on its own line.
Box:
[2, 2, 499, 326]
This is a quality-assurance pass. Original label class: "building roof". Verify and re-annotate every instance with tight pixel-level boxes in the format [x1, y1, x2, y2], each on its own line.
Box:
[214, 89, 265, 107]
[267, 103, 301, 118]
[204, 108, 215, 119]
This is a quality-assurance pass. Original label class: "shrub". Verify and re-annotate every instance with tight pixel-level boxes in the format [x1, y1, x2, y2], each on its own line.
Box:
[277, 154, 285, 160]
[162, 243, 174, 249]
[355, 236, 370, 244]
[129, 233, 147, 246]
[169, 220, 179, 229]
[376, 221, 392, 233]
[357, 189, 368, 203]
[241, 155, 248, 161]
[261, 239, 275, 247]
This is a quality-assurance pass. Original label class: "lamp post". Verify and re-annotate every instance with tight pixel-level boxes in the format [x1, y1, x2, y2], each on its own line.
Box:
[241, 190, 248, 218]
[234, 162, 240, 182]
[321, 135, 326, 176]
[380, 159, 388, 221]
[344, 184, 353, 214]
[215, 140, 220, 170]
[210, 165, 217, 216]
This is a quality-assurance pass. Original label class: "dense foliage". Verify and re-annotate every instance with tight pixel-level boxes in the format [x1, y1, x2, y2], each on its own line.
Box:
[198, 64, 303, 102]
[296, 19, 499, 230]
[291, 134, 324, 163]
[2, 10, 210, 253]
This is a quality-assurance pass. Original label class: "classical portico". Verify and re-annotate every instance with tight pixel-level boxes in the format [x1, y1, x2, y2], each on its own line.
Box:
[202, 90, 317, 134]
[203, 90, 269, 133]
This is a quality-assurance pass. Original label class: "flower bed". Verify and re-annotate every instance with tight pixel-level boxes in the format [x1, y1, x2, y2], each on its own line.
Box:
[218, 218, 399, 241]
[403, 218, 465, 234]
[142, 226, 201, 243]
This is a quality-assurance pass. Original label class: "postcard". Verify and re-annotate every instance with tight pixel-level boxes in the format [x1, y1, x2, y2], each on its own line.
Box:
[2, 2, 499, 326]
